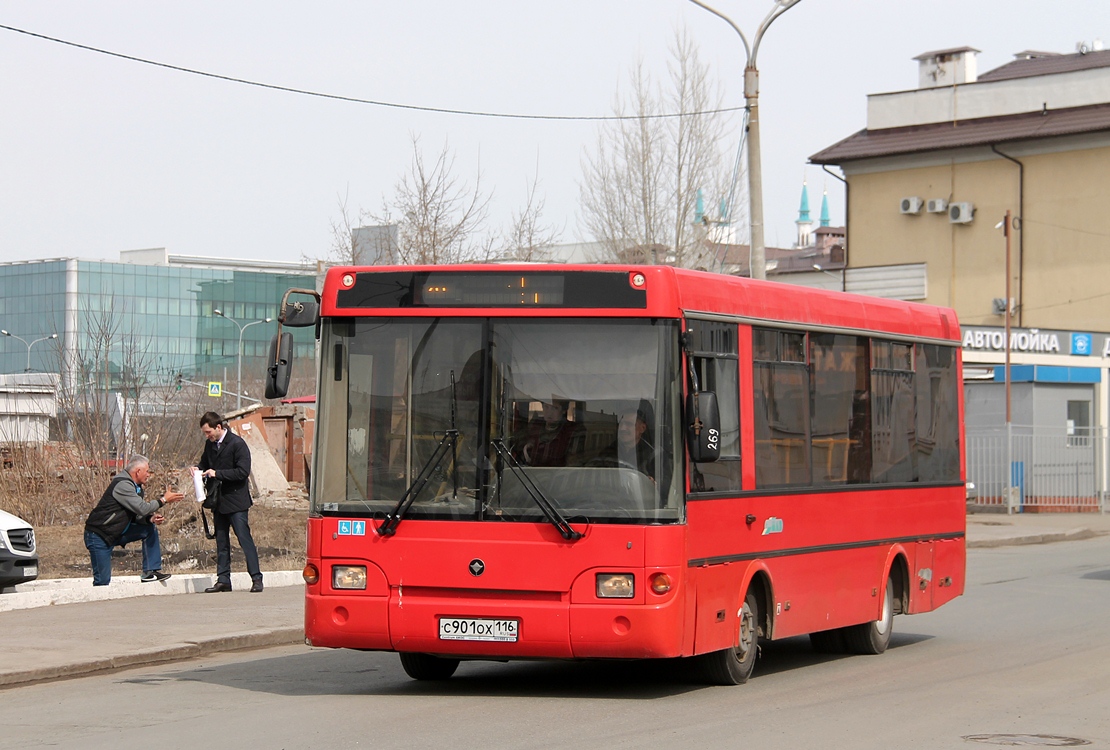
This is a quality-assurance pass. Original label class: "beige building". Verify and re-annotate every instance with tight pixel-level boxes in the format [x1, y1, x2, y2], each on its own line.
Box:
[811, 45, 1110, 331]
[812, 44, 1110, 511]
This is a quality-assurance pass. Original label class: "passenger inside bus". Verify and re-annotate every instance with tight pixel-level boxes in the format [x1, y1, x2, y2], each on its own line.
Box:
[511, 399, 584, 467]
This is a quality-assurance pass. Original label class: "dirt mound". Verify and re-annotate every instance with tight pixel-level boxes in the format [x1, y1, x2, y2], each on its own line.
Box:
[33, 503, 307, 579]
[2, 452, 307, 579]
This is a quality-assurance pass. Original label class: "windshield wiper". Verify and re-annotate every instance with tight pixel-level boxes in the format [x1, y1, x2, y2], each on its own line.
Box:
[377, 371, 460, 536]
[376, 429, 457, 536]
[490, 439, 583, 541]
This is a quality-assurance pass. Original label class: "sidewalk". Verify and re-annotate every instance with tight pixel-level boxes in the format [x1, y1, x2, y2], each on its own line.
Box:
[0, 570, 305, 613]
[0, 576, 304, 687]
[1, 513, 1107, 689]
[965, 510, 1110, 547]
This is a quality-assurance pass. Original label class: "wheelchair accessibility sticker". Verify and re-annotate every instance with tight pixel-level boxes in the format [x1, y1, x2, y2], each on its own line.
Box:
[337, 521, 366, 536]
[762, 517, 784, 535]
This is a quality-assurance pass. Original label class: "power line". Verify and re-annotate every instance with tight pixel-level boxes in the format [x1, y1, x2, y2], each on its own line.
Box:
[1020, 218, 1110, 239]
[0, 22, 747, 123]
[1018, 289, 1110, 314]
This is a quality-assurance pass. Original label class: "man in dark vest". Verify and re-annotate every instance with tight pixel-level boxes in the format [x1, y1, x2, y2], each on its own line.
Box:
[193, 411, 263, 593]
[84, 454, 185, 586]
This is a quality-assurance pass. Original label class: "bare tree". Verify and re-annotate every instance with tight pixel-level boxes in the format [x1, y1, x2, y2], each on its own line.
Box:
[314, 189, 400, 267]
[500, 169, 562, 261]
[579, 27, 738, 269]
[323, 136, 566, 267]
[322, 190, 367, 265]
[54, 301, 208, 473]
[57, 302, 143, 465]
[372, 136, 493, 265]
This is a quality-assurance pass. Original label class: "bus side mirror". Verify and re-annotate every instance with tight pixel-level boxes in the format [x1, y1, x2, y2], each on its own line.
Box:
[264, 332, 293, 399]
[281, 297, 319, 328]
[686, 391, 721, 463]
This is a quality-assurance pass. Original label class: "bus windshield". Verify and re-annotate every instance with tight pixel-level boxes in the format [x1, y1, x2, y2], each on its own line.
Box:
[313, 317, 683, 525]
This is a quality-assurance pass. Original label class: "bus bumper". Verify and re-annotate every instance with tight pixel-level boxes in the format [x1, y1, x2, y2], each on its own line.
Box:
[305, 586, 686, 659]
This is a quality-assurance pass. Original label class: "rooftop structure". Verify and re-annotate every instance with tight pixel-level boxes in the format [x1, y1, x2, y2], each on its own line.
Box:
[813, 45, 1110, 165]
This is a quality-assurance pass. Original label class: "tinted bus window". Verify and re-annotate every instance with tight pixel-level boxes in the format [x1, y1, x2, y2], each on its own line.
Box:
[915, 343, 960, 482]
[688, 321, 740, 493]
[871, 340, 916, 483]
[810, 334, 871, 485]
[754, 329, 810, 487]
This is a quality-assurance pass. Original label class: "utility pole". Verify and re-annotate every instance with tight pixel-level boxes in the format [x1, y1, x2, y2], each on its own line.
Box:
[1003, 210, 1014, 513]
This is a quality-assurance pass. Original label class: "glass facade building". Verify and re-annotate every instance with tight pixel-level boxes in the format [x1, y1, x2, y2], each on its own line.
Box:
[0, 253, 317, 390]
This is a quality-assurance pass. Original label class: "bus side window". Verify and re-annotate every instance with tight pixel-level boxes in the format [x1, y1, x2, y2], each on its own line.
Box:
[810, 334, 871, 485]
[915, 343, 960, 482]
[753, 329, 811, 488]
[871, 341, 916, 483]
[687, 322, 740, 493]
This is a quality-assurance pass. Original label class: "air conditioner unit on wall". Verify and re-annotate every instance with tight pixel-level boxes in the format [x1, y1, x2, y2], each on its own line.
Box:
[900, 196, 923, 215]
[949, 202, 975, 224]
[926, 198, 948, 213]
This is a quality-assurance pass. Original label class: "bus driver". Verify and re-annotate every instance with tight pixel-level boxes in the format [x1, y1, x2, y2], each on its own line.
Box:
[594, 405, 655, 480]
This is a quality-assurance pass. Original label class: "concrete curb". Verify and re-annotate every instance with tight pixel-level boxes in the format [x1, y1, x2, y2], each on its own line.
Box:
[0, 570, 304, 612]
[967, 528, 1100, 548]
[0, 627, 305, 687]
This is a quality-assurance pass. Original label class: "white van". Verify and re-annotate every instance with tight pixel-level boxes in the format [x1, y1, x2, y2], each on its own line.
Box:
[0, 508, 38, 590]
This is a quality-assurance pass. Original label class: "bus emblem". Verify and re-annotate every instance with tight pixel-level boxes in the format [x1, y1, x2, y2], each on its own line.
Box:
[469, 559, 486, 576]
[762, 517, 784, 535]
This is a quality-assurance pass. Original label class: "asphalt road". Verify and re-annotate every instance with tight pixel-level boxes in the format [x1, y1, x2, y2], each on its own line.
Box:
[3, 537, 1109, 750]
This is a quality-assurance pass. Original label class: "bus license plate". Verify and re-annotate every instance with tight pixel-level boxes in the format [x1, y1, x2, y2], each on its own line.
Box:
[438, 617, 519, 642]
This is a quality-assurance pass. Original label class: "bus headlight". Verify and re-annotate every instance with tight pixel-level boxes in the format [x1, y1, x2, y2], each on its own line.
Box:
[333, 565, 367, 590]
[596, 573, 634, 598]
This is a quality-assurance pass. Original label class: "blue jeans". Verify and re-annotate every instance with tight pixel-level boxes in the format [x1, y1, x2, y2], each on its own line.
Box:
[214, 509, 262, 585]
[84, 523, 164, 586]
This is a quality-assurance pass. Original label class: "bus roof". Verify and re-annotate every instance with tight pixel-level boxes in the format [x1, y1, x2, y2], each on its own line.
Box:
[320, 264, 960, 343]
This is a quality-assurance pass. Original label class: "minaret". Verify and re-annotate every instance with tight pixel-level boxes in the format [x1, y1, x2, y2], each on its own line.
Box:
[820, 187, 831, 228]
[796, 179, 813, 248]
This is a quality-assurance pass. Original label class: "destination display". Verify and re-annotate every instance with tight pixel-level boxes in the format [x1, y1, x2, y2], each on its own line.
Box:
[335, 271, 648, 309]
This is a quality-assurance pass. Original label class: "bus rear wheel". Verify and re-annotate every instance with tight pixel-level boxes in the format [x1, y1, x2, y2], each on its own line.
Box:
[700, 590, 760, 685]
[399, 652, 460, 680]
[843, 575, 894, 655]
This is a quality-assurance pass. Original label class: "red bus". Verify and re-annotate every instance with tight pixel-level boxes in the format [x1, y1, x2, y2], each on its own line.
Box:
[266, 264, 965, 685]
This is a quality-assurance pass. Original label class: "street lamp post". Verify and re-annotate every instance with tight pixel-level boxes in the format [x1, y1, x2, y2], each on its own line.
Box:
[812, 264, 845, 291]
[213, 310, 272, 410]
[1, 330, 58, 372]
[689, 0, 801, 280]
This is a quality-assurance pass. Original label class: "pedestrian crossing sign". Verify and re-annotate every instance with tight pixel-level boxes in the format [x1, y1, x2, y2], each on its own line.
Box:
[208, 382, 222, 397]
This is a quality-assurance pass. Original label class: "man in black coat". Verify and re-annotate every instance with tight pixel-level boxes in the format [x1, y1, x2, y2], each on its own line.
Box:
[193, 412, 263, 593]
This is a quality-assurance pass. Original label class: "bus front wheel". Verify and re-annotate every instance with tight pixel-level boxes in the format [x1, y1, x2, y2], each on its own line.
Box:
[700, 590, 760, 685]
[843, 575, 894, 655]
[399, 652, 460, 680]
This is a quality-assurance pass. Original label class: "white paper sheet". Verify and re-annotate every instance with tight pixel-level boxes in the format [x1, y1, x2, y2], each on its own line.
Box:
[193, 469, 206, 503]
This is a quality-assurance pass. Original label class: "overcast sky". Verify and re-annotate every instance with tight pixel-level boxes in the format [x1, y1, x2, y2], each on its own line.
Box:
[2, 1, 1108, 265]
